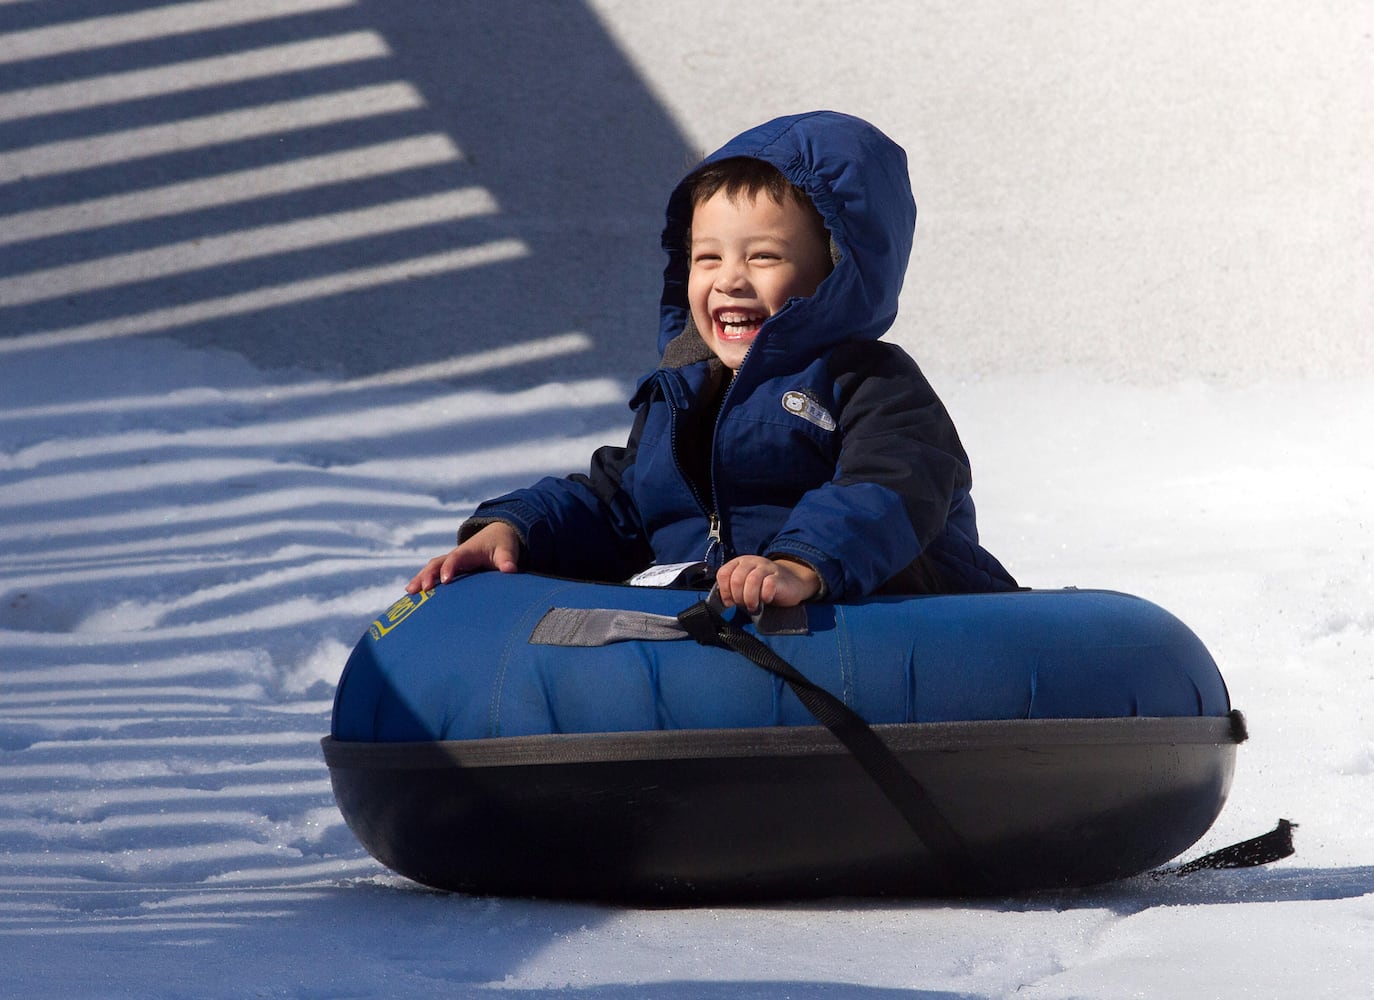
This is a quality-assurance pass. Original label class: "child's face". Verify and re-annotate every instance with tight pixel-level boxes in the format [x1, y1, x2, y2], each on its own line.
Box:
[688, 189, 832, 370]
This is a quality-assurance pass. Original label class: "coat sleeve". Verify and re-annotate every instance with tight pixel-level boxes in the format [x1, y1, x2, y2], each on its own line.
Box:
[764, 342, 973, 600]
[458, 403, 655, 582]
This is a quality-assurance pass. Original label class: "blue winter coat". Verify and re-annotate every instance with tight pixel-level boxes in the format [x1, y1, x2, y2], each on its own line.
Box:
[462, 111, 1016, 599]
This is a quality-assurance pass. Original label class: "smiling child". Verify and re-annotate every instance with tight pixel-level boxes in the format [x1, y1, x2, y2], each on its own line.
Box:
[409, 112, 1016, 609]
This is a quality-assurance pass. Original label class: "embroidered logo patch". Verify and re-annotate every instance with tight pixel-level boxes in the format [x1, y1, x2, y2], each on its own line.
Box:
[781, 390, 836, 431]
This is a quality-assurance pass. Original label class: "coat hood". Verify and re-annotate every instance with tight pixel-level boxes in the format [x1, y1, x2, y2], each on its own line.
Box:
[657, 111, 916, 371]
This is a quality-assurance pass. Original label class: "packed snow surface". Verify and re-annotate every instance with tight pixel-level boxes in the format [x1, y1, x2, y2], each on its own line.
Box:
[2, 336, 1371, 998]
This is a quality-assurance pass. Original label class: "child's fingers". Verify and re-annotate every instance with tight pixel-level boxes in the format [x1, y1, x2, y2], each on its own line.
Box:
[444, 546, 489, 580]
[439, 549, 465, 583]
[408, 528, 523, 594]
[717, 556, 824, 611]
[718, 558, 753, 608]
[741, 571, 763, 609]
[406, 554, 446, 593]
[716, 556, 771, 612]
[715, 560, 740, 607]
[490, 542, 520, 574]
[759, 572, 780, 607]
[470, 522, 521, 575]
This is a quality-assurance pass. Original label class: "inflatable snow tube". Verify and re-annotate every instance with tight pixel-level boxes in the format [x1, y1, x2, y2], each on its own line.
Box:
[323, 572, 1243, 901]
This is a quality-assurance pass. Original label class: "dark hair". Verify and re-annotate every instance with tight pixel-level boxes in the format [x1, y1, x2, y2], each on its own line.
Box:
[684, 157, 829, 248]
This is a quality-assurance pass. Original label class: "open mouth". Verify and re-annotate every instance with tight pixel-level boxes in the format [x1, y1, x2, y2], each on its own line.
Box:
[714, 310, 766, 341]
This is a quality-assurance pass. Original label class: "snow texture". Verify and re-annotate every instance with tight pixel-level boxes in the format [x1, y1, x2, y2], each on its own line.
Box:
[2, 2, 1371, 997]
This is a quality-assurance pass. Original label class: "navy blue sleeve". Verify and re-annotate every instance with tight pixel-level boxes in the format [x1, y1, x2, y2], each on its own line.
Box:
[765, 342, 972, 599]
[459, 406, 655, 583]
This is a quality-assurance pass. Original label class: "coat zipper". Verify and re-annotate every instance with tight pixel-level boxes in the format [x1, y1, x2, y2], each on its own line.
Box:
[662, 370, 729, 569]
[703, 512, 723, 568]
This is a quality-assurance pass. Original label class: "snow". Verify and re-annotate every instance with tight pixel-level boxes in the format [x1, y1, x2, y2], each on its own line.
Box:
[3, 2, 1372, 997]
[5, 346, 1371, 1000]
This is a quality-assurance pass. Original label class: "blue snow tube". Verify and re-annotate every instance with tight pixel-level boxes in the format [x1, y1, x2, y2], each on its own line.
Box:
[323, 573, 1243, 900]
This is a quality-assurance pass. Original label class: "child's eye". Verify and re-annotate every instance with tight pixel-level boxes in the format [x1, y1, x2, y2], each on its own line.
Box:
[693, 253, 721, 265]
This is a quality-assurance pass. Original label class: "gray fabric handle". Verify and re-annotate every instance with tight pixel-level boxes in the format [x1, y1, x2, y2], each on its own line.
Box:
[530, 607, 688, 646]
[529, 587, 809, 647]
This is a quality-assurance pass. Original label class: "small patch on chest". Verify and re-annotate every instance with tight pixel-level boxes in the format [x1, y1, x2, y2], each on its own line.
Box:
[781, 390, 836, 431]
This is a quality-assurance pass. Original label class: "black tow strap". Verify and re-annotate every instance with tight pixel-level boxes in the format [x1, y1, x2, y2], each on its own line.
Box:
[676, 598, 993, 893]
[1158, 818, 1297, 877]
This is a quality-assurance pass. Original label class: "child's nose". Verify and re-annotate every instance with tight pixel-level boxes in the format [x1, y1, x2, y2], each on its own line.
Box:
[714, 258, 751, 294]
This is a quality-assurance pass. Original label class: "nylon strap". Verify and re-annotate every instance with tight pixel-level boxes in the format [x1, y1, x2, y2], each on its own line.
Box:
[1159, 818, 1296, 877]
[675, 598, 992, 892]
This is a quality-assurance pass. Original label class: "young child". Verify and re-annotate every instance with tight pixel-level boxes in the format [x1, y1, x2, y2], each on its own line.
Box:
[408, 111, 1016, 609]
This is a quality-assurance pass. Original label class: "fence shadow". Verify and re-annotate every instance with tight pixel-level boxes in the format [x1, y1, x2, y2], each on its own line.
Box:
[0, 0, 694, 384]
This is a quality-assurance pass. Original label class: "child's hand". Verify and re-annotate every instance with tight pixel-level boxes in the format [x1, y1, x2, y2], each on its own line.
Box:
[406, 522, 521, 594]
[715, 555, 821, 612]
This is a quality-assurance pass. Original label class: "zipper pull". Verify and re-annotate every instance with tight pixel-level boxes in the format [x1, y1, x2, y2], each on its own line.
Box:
[703, 513, 723, 569]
